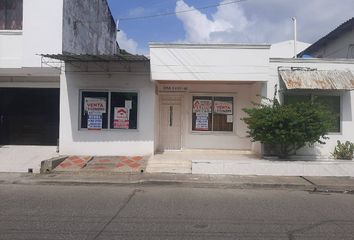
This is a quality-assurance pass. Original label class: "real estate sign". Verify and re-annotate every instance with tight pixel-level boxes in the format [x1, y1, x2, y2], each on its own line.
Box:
[193, 99, 212, 113]
[214, 101, 233, 114]
[114, 107, 129, 129]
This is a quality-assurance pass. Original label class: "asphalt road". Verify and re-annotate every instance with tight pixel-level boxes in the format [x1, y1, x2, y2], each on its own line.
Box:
[1, 184, 354, 240]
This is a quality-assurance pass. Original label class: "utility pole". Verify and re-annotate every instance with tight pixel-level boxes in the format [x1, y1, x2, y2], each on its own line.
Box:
[292, 17, 297, 58]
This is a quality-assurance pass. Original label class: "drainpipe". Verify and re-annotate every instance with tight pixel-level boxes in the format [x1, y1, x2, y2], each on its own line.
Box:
[292, 17, 297, 58]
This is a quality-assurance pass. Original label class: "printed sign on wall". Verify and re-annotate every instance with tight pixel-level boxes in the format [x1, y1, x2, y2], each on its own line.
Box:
[193, 99, 212, 113]
[114, 107, 130, 129]
[214, 101, 233, 115]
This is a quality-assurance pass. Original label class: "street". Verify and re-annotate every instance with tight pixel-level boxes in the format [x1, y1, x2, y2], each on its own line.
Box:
[1, 183, 354, 240]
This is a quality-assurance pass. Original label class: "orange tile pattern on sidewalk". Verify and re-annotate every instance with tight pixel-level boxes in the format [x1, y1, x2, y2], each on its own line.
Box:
[55, 156, 93, 172]
[80, 156, 146, 173]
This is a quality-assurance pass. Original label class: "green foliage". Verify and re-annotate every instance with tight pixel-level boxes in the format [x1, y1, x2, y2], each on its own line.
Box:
[243, 97, 334, 157]
[332, 140, 354, 160]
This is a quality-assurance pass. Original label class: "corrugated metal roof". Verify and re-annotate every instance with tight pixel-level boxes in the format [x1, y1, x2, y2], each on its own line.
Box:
[41, 53, 149, 62]
[279, 69, 354, 90]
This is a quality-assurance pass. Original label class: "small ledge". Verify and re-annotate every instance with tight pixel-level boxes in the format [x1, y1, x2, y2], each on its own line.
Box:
[0, 30, 23, 35]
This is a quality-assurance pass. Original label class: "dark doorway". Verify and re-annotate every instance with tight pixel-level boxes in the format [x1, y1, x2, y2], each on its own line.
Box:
[0, 88, 59, 145]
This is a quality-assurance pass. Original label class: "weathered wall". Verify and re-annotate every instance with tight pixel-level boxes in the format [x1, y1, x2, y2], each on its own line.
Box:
[62, 0, 117, 55]
[310, 30, 354, 58]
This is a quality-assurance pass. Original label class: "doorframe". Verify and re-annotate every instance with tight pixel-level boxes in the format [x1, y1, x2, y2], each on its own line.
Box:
[158, 94, 184, 151]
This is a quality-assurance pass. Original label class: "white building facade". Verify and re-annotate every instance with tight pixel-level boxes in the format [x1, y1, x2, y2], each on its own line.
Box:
[150, 43, 354, 158]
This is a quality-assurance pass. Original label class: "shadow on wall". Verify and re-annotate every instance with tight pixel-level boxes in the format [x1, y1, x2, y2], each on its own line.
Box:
[292, 91, 353, 157]
[295, 144, 326, 157]
[342, 91, 352, 121]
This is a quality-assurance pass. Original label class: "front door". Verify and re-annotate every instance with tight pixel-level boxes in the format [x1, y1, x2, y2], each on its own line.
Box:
[159, 95, 182, 151]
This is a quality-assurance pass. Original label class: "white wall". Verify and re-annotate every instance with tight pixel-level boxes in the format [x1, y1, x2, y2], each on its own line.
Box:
[0, 32, 23, 68]
[150, 43, 270, 82]
[59, 63, 155, 156]
[22, 0, 63, 67]
[0, 0, 63, 69]
[271, 58, 354, 157]
[270, 40, 310, 58]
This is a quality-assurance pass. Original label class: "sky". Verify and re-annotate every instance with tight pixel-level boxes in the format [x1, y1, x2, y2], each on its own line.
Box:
[108, 0, 354, 55]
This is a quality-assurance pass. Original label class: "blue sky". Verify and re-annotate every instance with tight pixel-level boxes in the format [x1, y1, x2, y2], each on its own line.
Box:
[108, 0, 354, 55]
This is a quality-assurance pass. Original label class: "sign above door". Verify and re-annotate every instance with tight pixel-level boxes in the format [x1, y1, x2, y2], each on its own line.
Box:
[158, 84, 189, 93]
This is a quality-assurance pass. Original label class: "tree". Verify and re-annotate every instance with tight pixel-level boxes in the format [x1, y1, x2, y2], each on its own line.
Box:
[243, 96, 335, 158]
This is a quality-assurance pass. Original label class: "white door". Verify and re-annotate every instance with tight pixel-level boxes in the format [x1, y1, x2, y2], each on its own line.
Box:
[159, 96, 182, 150]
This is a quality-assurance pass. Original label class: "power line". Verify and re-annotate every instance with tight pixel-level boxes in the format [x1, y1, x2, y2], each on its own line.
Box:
[118, 0, 247, 21]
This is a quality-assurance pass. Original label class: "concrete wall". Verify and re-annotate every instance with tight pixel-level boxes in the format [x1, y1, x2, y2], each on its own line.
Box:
[0, 31, 23, 68]
[59, 62, 155, 156]
[310, 29, 354, 58]
[0, 76, 59, 88]
[270, 40, 310, 58]
[271, 58, 354, 157]
[62, 0, 117, 55]
[0, 0, 63, 69]
[150, 43, 270, 82]
[22, 0, 63, 67]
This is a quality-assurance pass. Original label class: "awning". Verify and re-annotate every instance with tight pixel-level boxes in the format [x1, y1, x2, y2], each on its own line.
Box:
[279, 69, 354, 90]
[41, 53, 149, 63]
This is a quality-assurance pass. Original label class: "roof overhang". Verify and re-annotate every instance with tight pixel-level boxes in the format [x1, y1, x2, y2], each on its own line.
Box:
[279, 68, 354, 90]
[41, 53, 149, 63]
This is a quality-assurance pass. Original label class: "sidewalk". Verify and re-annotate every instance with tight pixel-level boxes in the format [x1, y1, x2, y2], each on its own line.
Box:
[0, 146, 58, 173]
[1, 172, 354, 193]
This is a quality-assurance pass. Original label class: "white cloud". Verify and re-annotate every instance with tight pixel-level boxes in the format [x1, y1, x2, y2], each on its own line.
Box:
[175, 0, 354, 44]
[175, 0, 230, 43]
[116, 30, 139, 54]
[175, 0, 251, 43]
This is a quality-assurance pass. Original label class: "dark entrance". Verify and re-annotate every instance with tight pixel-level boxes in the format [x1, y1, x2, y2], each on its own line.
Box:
[0, 88, 59, 145]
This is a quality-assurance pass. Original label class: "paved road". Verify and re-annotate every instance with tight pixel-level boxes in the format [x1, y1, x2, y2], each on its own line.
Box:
[0, 184, 354, 240]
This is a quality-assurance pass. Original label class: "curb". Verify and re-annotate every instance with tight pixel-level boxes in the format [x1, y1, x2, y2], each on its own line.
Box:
[40, 156, 68, 174]
[0, 173, 353, 193]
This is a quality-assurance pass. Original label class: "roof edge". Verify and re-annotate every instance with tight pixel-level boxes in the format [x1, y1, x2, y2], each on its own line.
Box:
[270, 57, 354, 64]
[149, 42, 271, 49]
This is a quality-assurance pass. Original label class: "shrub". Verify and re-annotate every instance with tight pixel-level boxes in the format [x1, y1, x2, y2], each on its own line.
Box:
[332, 140, 354, 160]
[243, 97, 334, 158]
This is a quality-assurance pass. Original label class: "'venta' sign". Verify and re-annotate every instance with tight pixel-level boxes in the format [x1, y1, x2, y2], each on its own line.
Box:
[193, 99, 212, 113]
[214, 101, 232, 114]
[85, 98, 106, 114]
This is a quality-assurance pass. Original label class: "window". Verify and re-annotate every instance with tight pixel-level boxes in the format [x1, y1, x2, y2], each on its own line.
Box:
[110, 92, 138, 129]
[284, 94, 341, 132]
[81, 91, 109, 130]
[0, 0, 23, 30]
[192, 96, 233, 132]
[80, 91, 138, 130]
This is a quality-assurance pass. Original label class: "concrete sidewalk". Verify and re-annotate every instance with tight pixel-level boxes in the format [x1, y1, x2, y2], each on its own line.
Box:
[1, 172, 354, 193]
[0, 146, 58, 173]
